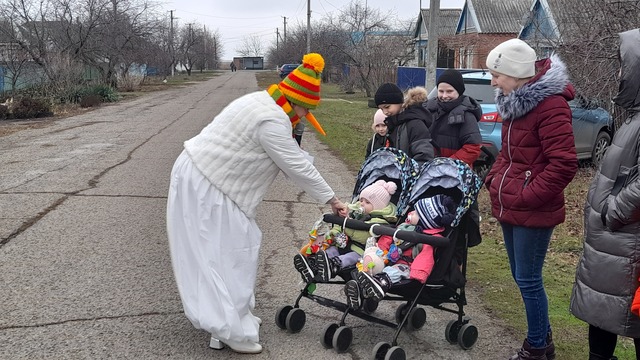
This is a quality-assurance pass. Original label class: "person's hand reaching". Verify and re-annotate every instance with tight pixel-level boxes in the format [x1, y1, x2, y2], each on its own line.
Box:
[327, 197, 347, 216]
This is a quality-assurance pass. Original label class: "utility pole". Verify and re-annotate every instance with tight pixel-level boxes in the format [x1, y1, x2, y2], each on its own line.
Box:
[276, 28, 279, 51]
[306, 0, 311, 53]
[426, 0, 440, 89]
[169, 10, 176, 77]
[282, 16, 287, 44]
[204, 25, 207, 70]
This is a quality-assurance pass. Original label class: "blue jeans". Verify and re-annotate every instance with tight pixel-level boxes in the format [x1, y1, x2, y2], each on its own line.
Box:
[501, 223, 554, 349]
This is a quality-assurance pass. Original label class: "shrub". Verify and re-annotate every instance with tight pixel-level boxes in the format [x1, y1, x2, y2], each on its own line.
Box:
[0, 104, 8, 119]
[91, 84, 119, 102]
[79, 94, 102, 108]
[11, 97, 53, 119]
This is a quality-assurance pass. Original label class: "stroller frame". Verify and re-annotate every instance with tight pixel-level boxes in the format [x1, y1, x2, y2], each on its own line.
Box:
[276, 214, 478, 359]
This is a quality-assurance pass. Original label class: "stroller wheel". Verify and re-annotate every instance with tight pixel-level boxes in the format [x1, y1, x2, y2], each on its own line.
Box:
[457, 323, 478, 350]
[373, 342, 391, 360]
[332, 326, 353, 353]
[445, 319, 463, 344]
[275, 305, 293, 330]
[363, 298, 379, 314]
[406, 307, 427, 331]
[321, 323, 339, 348]
[384, 346, 406, 360]
[394, 303, 411, 324]
[285, 308, 306, 333]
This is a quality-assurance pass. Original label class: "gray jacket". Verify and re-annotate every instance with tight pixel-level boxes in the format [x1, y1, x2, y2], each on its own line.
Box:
[570, 28, 640, 336]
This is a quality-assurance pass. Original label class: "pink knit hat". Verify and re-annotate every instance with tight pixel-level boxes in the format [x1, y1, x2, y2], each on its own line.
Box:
[359, 180, 397, 210]
[372, 109, 386, 130]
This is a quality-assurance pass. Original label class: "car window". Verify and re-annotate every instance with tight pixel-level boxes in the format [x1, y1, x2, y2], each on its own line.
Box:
[465, 81, 494, 104]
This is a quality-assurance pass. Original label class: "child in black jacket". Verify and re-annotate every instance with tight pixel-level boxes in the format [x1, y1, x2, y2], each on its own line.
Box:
[365, 109, 391, 158]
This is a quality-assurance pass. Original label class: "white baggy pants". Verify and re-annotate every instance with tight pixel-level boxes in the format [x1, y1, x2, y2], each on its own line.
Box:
[167, 150, 261, 343]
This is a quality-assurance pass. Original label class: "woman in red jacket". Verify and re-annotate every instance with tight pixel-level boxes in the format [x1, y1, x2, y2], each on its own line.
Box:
[484, 39, 578, 360]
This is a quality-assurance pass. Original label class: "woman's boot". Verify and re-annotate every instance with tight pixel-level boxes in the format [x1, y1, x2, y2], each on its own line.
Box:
[510, 339, 547, 360]
[545, 331, 555, 360]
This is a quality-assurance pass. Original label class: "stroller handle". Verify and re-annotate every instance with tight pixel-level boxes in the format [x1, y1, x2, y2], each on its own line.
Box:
[322, 214, 450, 248]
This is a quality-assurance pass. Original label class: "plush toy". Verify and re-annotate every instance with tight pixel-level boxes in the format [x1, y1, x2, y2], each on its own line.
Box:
[299, 219, 332, 255]
[358, 243, 402, 274]
[359, 246, 387, 274]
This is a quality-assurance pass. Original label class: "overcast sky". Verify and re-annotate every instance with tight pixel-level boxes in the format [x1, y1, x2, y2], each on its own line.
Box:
[161, 0, 465, 60]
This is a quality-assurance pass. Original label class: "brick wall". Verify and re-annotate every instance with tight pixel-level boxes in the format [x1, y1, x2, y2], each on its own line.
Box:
[442, 33, 517, 69]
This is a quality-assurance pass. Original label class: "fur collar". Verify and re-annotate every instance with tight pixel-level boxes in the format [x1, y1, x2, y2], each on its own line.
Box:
[496, 54, 571, 121]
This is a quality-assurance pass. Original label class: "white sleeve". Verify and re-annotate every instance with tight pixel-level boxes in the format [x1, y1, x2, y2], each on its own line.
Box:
[258, 119, 335, 204]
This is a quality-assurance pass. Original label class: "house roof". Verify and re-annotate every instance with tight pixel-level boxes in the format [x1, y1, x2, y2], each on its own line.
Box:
[519, 0, 609, 42]
[414, 8, 462, 39]
[457, 0, 532, 34]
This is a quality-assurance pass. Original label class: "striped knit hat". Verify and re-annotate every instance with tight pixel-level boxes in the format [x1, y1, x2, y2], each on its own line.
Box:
[279, 53, 324, 109]
[414, 194, 456, 229]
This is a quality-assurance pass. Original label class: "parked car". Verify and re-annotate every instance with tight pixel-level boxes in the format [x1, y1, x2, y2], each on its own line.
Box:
[427, 71, 614, 171]
[279, 64, 300, 79]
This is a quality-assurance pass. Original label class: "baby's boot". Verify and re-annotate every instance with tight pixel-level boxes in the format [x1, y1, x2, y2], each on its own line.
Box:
[344, 280, 362, 309]
[293, 254, 315, 283]
[357, 271, 391, 302]
[316, 250, 341, 282]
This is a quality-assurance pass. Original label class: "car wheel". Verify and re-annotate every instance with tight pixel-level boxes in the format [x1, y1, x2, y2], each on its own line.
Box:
[591, 131, 611, 167]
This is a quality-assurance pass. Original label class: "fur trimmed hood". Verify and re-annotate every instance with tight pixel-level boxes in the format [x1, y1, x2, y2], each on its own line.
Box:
[495, 54, 575, 121]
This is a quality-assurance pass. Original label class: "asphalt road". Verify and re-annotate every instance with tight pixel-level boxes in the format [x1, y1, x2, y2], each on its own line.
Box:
[0, 71, 519, 359]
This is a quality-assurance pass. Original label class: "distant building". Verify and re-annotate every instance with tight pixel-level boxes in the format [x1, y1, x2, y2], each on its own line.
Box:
[232, 57, 264, 70]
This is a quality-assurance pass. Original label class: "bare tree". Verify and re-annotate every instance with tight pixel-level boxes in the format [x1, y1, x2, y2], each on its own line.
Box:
[522, 0, 640, 128]
[236, 35, 263, 57]
[323, 0, 413, 96]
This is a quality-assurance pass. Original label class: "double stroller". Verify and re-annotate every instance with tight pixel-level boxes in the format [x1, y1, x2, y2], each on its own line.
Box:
[275, 148, 483, 360]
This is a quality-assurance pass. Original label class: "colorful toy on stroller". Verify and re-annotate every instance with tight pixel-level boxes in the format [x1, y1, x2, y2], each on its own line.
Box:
[276, 151, 482, 360]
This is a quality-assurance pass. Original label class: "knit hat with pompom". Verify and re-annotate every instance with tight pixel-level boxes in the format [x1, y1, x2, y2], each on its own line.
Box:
[414, 194, 457, 229]
[279, 53, 324, 109]
[359, 180, 398, 210]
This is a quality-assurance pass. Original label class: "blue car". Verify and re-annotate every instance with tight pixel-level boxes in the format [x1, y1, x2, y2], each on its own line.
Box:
[278, 64, 300, 79]
[429, 70, 613, 168]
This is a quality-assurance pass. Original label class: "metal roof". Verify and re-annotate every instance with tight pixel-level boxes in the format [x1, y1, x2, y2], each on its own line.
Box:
[416, 8, 462, 38]
[468, 0, 532, 34]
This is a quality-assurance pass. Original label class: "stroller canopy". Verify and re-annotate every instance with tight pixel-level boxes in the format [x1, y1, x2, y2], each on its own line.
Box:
[352, 148, 420, 216]
[407, 157, 482, 227]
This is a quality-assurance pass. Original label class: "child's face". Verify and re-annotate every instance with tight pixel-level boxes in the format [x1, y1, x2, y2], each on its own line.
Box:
[374, 123, 388, 136]
[359, 197, 374, 215]
[437, 83, 460, 102]
[378, 103, 403, 117]
[406, 210, 419, 225]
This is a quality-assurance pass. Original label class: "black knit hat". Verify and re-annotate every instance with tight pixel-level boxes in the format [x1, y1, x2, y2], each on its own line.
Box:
[374, 83, 404, 106]
[437, 69, 465, 95]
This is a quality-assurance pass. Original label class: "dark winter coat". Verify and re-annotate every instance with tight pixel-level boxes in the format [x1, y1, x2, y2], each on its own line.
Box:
[424, 95, 483, 166]
[570, 28, 640, 337]
[365, 133, 391, 158]
[485, 54, 578, 227]
[385, 104, 434, 165]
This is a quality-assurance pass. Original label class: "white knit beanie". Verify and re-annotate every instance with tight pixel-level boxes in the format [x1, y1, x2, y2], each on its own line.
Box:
[372, 109, 386, 130]
[486, 39, 537, 78]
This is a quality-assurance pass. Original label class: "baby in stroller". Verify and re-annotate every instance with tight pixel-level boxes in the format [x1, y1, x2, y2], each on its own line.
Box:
[293, 179, 398, 283]
[345, 194, 458, 309]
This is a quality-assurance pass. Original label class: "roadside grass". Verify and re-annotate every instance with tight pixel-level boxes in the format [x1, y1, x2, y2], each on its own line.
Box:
[257, 70, 636, 359]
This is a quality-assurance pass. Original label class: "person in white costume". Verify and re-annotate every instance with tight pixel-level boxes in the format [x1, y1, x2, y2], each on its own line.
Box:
[166, 53, 344, 354]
